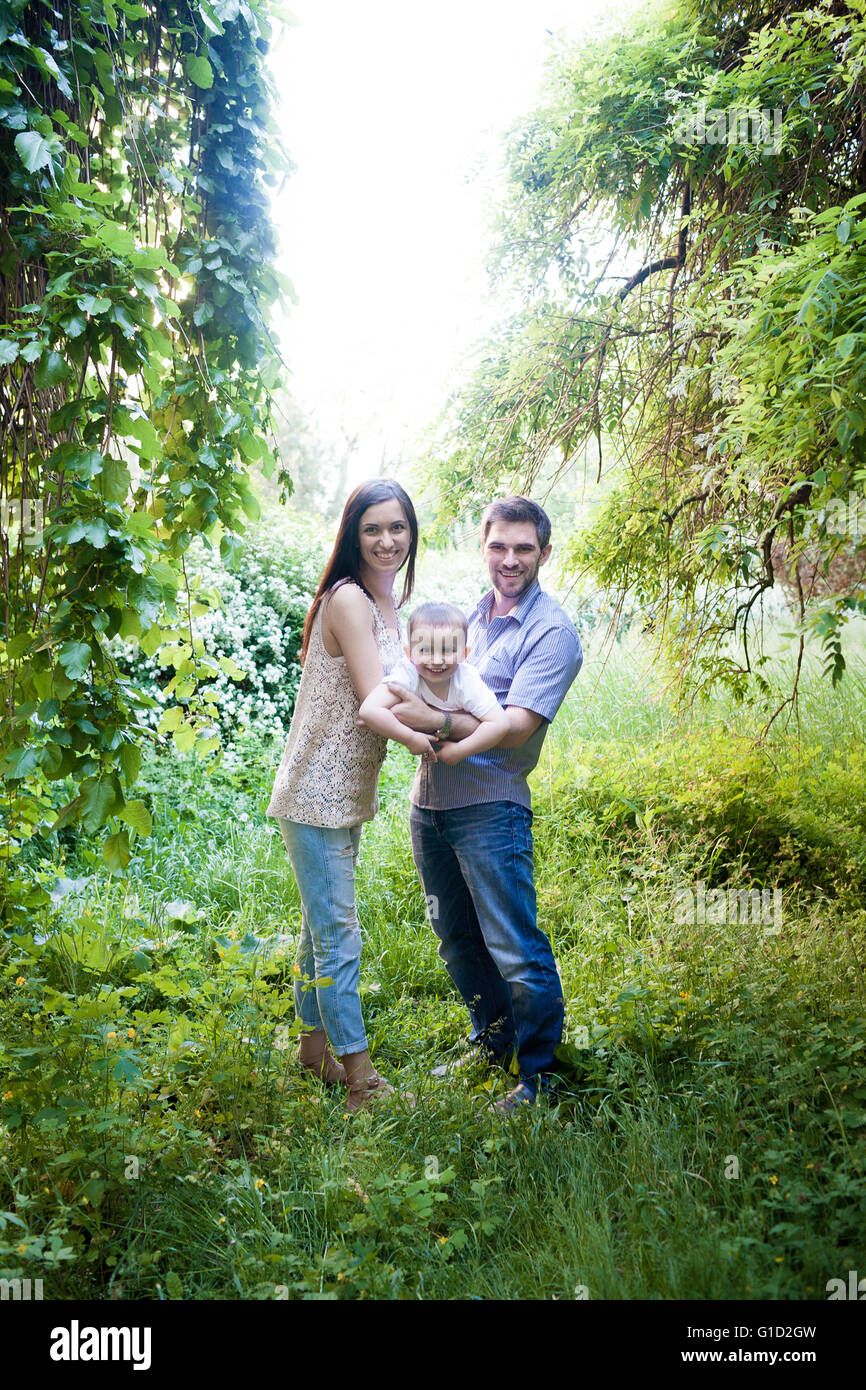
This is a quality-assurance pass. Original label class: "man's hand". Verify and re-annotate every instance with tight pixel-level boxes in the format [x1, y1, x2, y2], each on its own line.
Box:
[382, 683, 443, 734]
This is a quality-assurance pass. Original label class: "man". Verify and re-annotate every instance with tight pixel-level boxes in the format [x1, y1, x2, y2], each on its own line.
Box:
[386, 496, 583, 1110]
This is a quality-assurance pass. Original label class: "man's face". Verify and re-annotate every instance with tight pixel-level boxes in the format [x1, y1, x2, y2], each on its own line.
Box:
[482, 519, 551, 602]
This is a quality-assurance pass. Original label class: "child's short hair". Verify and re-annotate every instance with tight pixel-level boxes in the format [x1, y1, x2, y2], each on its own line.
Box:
[407, 601, 468, 639]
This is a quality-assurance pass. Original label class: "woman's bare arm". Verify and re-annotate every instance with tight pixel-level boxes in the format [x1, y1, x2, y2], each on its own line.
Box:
[321, 585, 387, 705]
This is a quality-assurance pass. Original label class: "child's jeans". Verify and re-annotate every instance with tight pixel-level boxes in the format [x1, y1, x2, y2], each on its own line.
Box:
[278, 818, 367, 1055]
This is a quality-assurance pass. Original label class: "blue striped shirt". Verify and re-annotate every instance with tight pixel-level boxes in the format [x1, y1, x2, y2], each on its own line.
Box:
[410, 578, 583, 811]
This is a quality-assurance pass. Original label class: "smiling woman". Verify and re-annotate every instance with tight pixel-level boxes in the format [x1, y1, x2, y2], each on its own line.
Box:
[266, 480, 422, 1110]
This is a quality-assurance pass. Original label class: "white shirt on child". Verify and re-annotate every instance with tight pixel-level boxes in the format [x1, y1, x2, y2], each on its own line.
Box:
[386, 655, 501, 719]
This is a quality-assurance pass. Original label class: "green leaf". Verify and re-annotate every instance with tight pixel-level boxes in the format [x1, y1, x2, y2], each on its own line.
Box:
[185, 54, 214, 89]
[56, 641, 92, 680]
[0, 746, 40, 779]
[78, 293, 112, 315]
[173, 721, 196, 752]
[79, 777, 120, 833]
[82, 518, 111, 548]
[157, 705, 184, 734]
[14, 130, 55, 174]
[118, 800, 152, 836]
[34, 350, 70, 388]
[100, 455, 130, 504]
[219, 655, 247, 681]
[118, 743, 142, 784]
[103, 829, 131, 872]
[0, 338, 19, 365]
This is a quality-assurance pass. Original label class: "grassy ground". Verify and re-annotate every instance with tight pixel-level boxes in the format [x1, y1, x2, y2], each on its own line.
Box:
[1, 632, 865, 1299]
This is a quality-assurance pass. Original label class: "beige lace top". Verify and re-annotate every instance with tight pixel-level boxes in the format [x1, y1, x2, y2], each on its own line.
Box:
[266, 582, 402, 828]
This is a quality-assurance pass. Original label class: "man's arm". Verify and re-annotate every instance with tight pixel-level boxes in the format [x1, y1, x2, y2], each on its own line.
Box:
[433, 701, 510, 765]
[497, 706, 544, 748]
[358, 683, 438, 757]
[380, 683, 481, 740]
[381, 685, 543, 749]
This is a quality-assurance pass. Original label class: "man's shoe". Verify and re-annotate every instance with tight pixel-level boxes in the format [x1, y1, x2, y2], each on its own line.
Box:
[430, 1050, 491, 1080]
[492, 1082, 536, 1113]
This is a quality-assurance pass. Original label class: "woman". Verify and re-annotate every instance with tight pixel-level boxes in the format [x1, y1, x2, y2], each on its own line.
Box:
[267, 480, 434, 1111]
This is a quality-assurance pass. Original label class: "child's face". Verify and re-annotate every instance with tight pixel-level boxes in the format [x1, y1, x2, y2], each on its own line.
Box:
[407, 624, 467, 682]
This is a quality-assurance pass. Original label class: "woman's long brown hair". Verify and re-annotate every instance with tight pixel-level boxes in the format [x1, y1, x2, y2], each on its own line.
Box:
[300, 479, 419, 663]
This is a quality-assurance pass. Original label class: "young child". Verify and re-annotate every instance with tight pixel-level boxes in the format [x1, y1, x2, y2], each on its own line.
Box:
[359, 600, 509, 763]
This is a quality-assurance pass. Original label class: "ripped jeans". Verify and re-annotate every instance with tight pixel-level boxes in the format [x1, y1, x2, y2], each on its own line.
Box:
[278, 819, 367, 1055]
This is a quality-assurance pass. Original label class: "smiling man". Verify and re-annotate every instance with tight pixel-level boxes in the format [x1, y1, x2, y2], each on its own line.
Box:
[386, 496, 583, 1110]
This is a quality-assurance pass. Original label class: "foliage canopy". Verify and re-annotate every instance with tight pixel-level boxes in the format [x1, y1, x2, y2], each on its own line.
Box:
[426, 0, 866, 702]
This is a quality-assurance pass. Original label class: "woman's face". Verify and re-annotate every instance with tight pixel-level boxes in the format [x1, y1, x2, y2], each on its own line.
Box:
[357, 498, 411, 577]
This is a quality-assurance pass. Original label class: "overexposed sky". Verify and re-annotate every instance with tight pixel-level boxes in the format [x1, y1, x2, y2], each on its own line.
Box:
[267, 0, 625, 479]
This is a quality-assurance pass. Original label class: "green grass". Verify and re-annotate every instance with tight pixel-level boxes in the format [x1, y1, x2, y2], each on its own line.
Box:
[1, 633, 865, 1299]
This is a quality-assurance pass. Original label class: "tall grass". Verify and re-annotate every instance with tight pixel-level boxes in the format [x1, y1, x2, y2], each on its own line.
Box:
[2, 631, 864, 1300]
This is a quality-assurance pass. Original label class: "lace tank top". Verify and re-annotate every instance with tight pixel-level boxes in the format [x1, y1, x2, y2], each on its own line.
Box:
[266, 582, 402, 828]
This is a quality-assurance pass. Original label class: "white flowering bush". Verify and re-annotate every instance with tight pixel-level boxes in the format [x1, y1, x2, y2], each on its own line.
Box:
[114, 512, 330, 745]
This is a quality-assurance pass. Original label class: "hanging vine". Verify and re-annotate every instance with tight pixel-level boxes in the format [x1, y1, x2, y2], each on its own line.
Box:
[0, 0, 291, 925]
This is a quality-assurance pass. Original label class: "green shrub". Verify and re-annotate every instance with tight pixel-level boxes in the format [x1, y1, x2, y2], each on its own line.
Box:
[547, 731, 866, 899]
[112, 513, 329, 743]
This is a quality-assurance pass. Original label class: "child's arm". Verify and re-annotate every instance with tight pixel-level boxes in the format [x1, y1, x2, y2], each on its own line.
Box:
[434, 703, 509, 765]
[358, 682, 438, 758]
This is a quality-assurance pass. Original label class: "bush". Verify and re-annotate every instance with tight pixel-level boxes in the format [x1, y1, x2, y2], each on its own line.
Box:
[546, 730, 866, 900]
[113, 513, 330, 743]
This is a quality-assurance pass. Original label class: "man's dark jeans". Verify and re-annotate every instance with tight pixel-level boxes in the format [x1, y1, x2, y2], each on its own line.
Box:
[409, 800, 564, 1096]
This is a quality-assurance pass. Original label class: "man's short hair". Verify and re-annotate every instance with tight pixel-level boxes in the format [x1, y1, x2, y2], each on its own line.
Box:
[481, 496, 551, 551]
[407, 601, 468, 638]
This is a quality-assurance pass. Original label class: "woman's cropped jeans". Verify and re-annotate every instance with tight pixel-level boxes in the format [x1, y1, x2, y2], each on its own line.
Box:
[278, 818, 367, 1056]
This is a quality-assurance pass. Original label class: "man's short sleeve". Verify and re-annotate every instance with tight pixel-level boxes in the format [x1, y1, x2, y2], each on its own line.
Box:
[453, 663, 502, 720]
[505, 621, 582, 723]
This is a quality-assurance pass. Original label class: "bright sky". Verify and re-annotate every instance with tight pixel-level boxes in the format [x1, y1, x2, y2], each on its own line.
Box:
[268, 0, 625, 480]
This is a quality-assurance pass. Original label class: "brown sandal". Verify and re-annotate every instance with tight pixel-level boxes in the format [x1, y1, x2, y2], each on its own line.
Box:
[345, 1072, 396, 1113]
